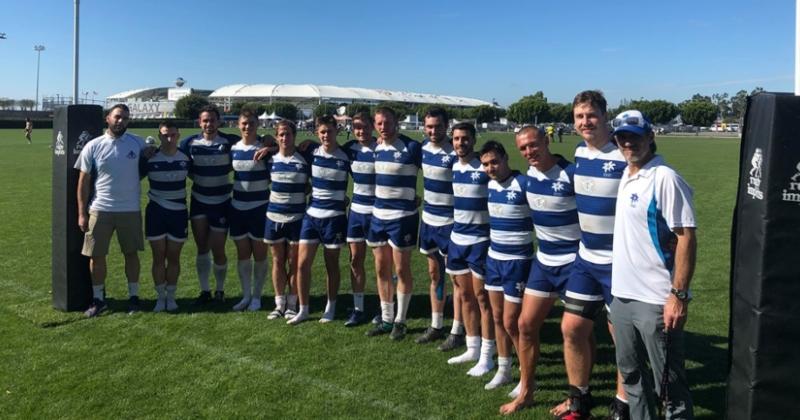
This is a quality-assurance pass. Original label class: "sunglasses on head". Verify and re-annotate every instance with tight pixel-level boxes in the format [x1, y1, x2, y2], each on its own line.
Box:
[612, 116, 643, 128]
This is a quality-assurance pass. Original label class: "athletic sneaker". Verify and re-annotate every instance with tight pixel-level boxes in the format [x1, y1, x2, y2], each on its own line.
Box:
[194, 291, 212, 305]
[437, 333, 466, 352]
[267, 309, 284, 320]
[84, 298, 108, 318]
[366, 321, 393, 337]
[284, 308, 297, 318]
[153, 298, 166, 313]
[371, 314, 382, 325]
[415, 326, 446, 344]
[607, 397, 630, 420]
[390, 322, 407, 341]
[127, 296, 141, 313]
[214, 290, 225, 303]
[557, 386, 594, 420]
[344, 310, 366, 327]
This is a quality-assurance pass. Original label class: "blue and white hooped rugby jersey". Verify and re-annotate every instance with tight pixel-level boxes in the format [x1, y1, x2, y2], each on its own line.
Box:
[267, 150, 310, 223]
[179, 133, 238, 205]
[421, 139, 456, 226]
[343, 139, 377, 215]
[573, 141, 627, 265]
[451, 156, 490, 245]
[526, 157, 581, 267]
[230, 140, 269, 211]
[373, 135, 422, 221]
[307, 143, 351, 219]
[145, 150, 192, 211]
[487, 171, 533, 260]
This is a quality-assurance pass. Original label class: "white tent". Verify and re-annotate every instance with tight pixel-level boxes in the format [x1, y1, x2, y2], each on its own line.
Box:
[258, 112, 282, 120]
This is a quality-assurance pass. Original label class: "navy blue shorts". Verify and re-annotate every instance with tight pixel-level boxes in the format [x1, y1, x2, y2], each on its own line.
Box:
[368, 213, 419, 250]
[264, 218, 302, 244]
[145, 202, 188, 242]
[347, 211, 377, 243]
[300, 214, 347, 249]
[229, 204, 267, 241]
[189, 197, 230, 231]
[565, 254, 612, 305]
[446, 240, 489, 278]
[485, 256, 531, 303]
[418, 222, 453, 256]
[525, 257, 573, 298]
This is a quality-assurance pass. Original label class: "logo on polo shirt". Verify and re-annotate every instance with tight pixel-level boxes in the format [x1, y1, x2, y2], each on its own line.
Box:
[602, 161, 616, 175]
[781, 161, 800, 205]
[441, 155, 452, 165]
[393, 151, 402, 161]
[506, 190, 518, 202]
[551, 181, 565, 194]
[470, 171, 481, 182]
[747, 148, 764, 200]
[126, 150, 137, 159]
[630, 193, 639, 207]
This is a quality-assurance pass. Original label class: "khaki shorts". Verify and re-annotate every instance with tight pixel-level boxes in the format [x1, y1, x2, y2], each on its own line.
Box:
[82, 210, 144, 257]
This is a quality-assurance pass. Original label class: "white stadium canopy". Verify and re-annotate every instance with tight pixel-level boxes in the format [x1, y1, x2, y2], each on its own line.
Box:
[208, 84, 493, 108]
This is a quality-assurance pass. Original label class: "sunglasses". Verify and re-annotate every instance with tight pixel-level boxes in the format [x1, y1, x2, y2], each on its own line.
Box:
[612, 116, 644, 128]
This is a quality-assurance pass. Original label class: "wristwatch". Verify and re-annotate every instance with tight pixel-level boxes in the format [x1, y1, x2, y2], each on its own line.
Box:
[670, 287, 690, 302]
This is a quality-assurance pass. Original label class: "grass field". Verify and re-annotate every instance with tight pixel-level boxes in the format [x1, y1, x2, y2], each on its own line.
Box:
[0, 127, 738, 418]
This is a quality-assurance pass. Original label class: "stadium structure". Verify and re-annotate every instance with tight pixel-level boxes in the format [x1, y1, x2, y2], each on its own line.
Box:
[106, 82, 494, 119]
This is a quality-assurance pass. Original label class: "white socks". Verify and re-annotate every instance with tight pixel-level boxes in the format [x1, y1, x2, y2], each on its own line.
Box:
[249, 259, 268, 311]
[395, 293, 411, 323]
[127, 282, 139, 298]
[213, 263, 227, 292]
[353, 292, 364, 312]
[485, 356, 512, 389]
[92, 285, 104, 300]
[287, 304, 309, 325]
[196, 252, 211, 291]
[467, 338, 497, 377]
[432, 312, 444, 329]
[380, 301, 394, 324]
[153, 283, 167, 312]
[233, 260, 252, 311]
[166, 285, 178, 311]
[287, 294, 298, 312]
[319, 299, 336, 323]
[451, 320, 464, 335]
[448, 335, 481, 364]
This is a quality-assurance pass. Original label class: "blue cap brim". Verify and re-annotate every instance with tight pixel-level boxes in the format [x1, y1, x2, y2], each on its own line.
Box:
[613, 125, 647, 136]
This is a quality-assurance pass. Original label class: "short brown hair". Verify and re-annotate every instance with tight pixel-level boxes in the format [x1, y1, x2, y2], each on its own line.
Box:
[352, 111, 373, 126]
[572, 90, 607, 116]
[275, 119, 297, 136]
[315, 115, 337, 130]
[199, 104, 221, 119]
[238, 108, 257, 122]
[108, 103, 130, 115]
[374, 106, 397, 122]
[158, 120, 177, 130]
[451, 122, 476, 138]
[516, 125, 545, 140]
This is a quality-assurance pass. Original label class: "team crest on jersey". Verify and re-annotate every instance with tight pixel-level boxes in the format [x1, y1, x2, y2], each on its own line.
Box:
[393, 151, 402, 161]
[533, 197, 545, 209]
[515, 281, 525, 294]
[551, 181, 565, 194]
[506, 190, 518, 202]
[747, 148, 764, 200]
[126, 150, 137, 159]
[781, 161, 800, 205]
[470, 171, 481, 182]
[54, 131, 65, 156]
[179, 161, 187, 168]
[602, 161, 617, 175]
[72, 130, 92, 155]
[295, 163, 304, 170]
[630, 193, 639, 207]
[582, 179, 595, 193]
[336, 160, 345, 168]
[218, 144, 226, 152]
[441, 155, 452, 165]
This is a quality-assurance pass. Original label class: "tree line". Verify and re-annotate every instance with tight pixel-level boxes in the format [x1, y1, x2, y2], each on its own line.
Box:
[0, 98, 36, 111]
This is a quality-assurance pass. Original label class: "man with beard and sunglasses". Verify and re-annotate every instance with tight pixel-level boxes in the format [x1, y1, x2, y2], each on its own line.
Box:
[76, 104, 150, 317]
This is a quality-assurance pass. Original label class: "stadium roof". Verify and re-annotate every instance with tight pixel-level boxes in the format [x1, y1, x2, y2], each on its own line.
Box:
[107, 87, 167, 100]
[208, 84, 493, 107]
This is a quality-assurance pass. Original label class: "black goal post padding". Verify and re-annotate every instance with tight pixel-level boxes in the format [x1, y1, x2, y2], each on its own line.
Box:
[51, 105, 104, 311]
[727, 92, 800, 419]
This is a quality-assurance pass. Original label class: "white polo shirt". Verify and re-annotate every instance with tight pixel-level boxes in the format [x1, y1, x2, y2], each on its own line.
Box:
[611, 155, 696, 305]
[75, 132, 146, 212]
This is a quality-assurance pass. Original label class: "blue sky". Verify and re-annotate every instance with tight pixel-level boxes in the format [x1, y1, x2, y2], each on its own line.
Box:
[0, 0, 796, 107]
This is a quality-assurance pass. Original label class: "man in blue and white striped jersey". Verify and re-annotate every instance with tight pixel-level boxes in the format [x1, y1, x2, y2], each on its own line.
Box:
[480, 140, 533, 391]
[263, 120, 307, 320]
[416, 106, 465, 350]
[341, 112, 377, 327]
[288, 115, 351, 325]
[142, 121, 191, 313]
[445, 122, 496, 377]
[229, 110, 270, 312]
[179, 105, 239, 305]
[365, 107, 423, 340]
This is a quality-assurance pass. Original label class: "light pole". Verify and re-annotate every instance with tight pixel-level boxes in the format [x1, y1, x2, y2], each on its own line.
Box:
[34, 45, 45, 111]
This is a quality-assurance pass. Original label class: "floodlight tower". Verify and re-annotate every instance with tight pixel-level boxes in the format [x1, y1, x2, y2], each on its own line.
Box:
[34, 45, 45, 110]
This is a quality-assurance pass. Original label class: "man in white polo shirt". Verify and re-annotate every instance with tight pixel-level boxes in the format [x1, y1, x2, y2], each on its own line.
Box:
[609, 110, 696, 419]
[76, 104, 149, 317]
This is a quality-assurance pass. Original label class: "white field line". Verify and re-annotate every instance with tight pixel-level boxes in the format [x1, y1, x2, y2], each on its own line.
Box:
[1, 278, 439, 420]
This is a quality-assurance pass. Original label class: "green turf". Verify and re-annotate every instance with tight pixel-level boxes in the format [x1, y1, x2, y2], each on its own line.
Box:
[0, 127, 737, 418]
